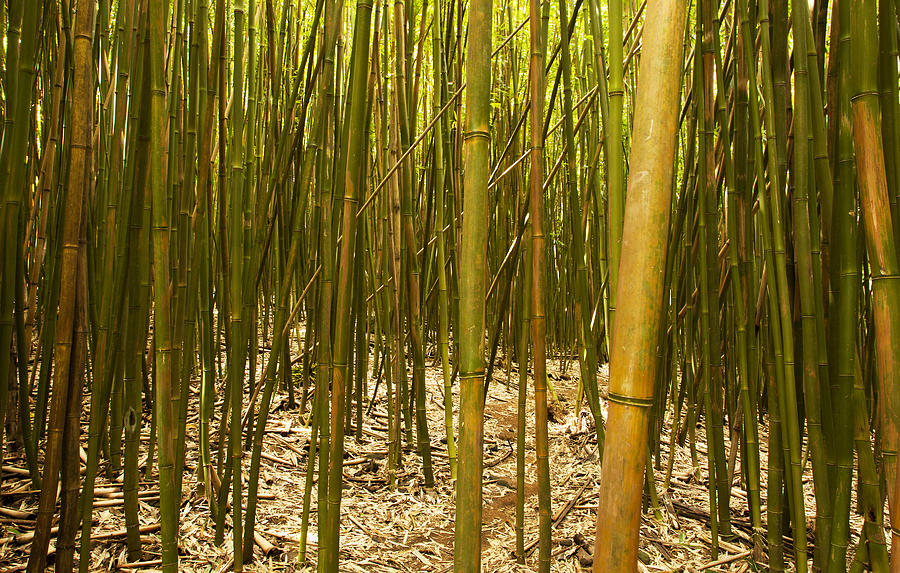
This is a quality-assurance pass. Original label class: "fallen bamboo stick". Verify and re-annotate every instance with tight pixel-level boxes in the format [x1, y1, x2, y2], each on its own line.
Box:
[699, 549, 752, 570]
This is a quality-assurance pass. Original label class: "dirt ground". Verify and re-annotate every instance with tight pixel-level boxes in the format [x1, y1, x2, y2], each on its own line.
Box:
[0, 341, 887, 572]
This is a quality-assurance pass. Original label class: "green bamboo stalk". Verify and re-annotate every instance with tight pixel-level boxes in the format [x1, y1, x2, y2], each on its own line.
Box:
[453, 0, 491, 563]
[790, 0, 833, 563]
[851, 358, 890, 572]
[878, 0, 900, 253]
[431, 0, 457, 480]
[693, 23, 720, 554]
[78, 0, 143, 555]
[754, 0, 808, 561]
[146, 0, 180, 567]
[606, 0, 625, 329]
[0, 0, 41, 494]
[312, 0, 344, 554]
[322, 0, 374, 566]
[713, 7, 763, 552]
[516, 222, 531, 564]
[558, 0, 604, 450]
[697, 0, 730, 537]
[827, 4, 858, 564]
[526, 0, 552, 565]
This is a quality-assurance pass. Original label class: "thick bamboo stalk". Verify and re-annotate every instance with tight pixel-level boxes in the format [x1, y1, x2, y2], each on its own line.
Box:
[147, 0, 180, 567]
[453, 0, 491, 563]
[592, 0, 687, 569]
[851, 0, 900, 521]
[26, 0, 92, 569]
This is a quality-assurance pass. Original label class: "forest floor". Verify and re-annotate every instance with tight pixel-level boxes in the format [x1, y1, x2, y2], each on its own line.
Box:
[0, 338, 885, 572]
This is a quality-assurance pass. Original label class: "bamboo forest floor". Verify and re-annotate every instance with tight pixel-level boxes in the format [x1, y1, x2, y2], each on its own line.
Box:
[0, 339, 889, 572]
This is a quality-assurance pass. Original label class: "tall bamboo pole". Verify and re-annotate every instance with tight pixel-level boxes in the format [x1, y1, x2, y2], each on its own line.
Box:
[453, 0, 491, 565]
[431, 0, 457, 480]
[25, 0, 92, 569]
[791, 0, 833, 564]
[606, 0, 625, 328]
[146, 0, 182, 568]
[851, 0, 900, 521]
[828, 2, 859, 565]
[592, 0, 687, 569]
[0, 0, 41, 491]
[527, 0, 553, 565]
[323, 0, 374, 567]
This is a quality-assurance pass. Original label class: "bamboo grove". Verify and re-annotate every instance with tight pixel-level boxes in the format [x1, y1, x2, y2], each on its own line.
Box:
[1, 0, 899, 570]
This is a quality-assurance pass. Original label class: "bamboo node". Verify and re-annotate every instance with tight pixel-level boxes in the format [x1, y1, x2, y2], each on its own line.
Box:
[464, 129, 491, 141]
[607, 392, 654, 408]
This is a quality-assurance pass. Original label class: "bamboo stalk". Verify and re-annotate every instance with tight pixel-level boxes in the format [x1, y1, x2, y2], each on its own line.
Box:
[592, 0, 687, 569]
